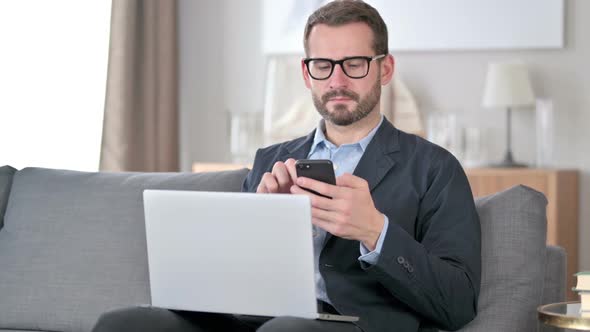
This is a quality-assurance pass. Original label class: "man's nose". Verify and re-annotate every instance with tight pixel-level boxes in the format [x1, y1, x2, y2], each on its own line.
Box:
[329, 64, 349, 89]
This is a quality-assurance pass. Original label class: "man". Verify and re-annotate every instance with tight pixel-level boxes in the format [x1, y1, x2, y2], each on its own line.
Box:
[93, 1, 481, 331]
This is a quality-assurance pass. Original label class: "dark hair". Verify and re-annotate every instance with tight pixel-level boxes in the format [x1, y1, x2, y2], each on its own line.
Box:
[303, 0, 388, 56]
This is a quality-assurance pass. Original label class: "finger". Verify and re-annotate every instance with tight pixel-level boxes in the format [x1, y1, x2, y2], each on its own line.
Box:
[296, 176, 340, 198]
[256, 182, 268, 193]
[313, 216, 355, 239]
[290, 185, 337, 210]
[271, 161, 292, 190]
[311, 216, 342, 237]
[258, 172, 279, 193]
[311, 206, 342, 224]
[284, 158, 298, 183]
[256, 172, 270, 193]
[336, 173, 369, 189]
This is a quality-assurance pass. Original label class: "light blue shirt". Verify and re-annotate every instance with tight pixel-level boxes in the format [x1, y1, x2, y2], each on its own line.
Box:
[307, 115, 390, 305]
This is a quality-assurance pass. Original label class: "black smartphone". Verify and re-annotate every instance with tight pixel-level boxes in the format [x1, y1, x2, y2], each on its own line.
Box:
[295, 159, 336, 198]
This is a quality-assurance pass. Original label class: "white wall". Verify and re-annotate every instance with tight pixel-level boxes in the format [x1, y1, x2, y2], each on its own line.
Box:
[179, 0, 266, 170]
[179, 0, 590, 270]
[222, 0, 266, 118]
[178, 0, 227, 169]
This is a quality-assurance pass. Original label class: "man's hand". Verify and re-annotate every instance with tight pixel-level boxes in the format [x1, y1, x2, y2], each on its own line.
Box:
[290, 173, 385, 250]
[256, 158, 298, 194]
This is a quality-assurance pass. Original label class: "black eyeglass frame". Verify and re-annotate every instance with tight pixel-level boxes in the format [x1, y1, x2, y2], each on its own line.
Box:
[303, 54, 387, 80]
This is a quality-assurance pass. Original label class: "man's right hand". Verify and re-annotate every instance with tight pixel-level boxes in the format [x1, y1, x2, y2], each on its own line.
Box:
[256, 158, 298, 194]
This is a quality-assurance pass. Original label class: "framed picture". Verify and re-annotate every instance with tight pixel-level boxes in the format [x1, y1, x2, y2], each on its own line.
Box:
[262, 0, 564, 54]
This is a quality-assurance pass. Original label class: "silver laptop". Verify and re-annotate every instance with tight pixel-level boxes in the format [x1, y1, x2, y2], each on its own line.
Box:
[143, 190, 358, 322]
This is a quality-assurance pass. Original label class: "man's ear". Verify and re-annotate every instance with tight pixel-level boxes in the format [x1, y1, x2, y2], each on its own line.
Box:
[380, 54, 395, 86]
[302, 59, 312, 89]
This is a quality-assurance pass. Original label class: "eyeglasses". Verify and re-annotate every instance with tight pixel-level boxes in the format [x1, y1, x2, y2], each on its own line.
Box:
[303, 54, 386, 80]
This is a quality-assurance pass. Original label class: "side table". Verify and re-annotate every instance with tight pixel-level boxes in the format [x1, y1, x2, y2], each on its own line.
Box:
[538, 301, 590, 330]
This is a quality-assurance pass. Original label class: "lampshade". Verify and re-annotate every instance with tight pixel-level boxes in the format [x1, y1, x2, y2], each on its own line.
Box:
[482, 62, 535, 108]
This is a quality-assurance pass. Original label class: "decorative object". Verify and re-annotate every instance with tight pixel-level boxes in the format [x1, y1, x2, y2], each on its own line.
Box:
[536, 99, 555, 168]
[229, 110, 263, 164]
[380, 75, 425, 137]
[426, 115, 487, 167]
[461, 126, 485, 168]
[482, 62, 535, 167]
[263, 55, 320, 146]
[426, 113, 461, 159]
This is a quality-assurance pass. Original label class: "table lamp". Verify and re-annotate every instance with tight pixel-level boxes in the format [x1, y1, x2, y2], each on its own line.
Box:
[482, 62, 535, 167]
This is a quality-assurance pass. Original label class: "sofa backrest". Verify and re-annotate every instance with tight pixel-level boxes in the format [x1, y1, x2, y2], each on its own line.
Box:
[0, 167, 249, 332]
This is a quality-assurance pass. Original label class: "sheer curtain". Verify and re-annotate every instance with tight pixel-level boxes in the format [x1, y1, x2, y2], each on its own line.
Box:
[100, 0, 179, 172]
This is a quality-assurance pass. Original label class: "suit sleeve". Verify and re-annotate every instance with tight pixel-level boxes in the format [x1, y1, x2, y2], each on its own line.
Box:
[363, 153, 481, 331]
[242, 149, 264, 193]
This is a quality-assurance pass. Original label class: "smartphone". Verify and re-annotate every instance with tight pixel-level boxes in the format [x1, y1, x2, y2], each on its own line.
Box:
[295, 159, 336, 198]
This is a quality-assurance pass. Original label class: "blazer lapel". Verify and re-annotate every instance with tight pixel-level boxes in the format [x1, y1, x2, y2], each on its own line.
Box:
[277, 129, 316, 161]
[353, 119, 400, 192]
[323, 119, 400, 246]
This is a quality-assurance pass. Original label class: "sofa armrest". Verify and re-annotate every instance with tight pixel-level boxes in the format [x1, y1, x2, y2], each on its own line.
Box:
[542, 245, 566, 305]
[539, 245, 566, 332]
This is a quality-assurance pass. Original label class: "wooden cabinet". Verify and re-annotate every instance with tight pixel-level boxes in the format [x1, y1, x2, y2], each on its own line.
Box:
[466, 168, 579, 300]
[192, 163, 250, 173]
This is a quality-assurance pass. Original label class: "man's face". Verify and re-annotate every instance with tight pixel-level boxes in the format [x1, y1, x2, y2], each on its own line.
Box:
[302, 22, 393, 126]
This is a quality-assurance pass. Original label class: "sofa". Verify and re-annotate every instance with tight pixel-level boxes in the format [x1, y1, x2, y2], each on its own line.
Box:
[0, 165, 565, 332]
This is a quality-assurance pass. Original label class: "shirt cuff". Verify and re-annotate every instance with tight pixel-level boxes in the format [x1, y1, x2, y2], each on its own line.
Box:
[358, 215, 389, 265]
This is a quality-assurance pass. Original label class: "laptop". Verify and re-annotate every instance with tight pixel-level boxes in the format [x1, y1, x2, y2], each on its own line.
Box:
[143, 190, 359, 322]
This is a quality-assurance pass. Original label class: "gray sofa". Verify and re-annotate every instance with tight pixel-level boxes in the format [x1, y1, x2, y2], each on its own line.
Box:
[0, 166, 565, 332]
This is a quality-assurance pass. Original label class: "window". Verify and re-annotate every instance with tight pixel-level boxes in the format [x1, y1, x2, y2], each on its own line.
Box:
[0, 1, 111, 171]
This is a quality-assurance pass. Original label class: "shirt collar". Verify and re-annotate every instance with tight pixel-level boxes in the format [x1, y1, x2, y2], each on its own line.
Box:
[358, 115, 383, 151]
[309, 115, 384, 155]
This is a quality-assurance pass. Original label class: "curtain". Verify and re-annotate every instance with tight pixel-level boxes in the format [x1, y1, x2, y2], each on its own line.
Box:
[100, 0, 179, 172]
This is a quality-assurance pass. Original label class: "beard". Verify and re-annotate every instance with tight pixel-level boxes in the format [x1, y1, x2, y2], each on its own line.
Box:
[312, 79, 381, 126]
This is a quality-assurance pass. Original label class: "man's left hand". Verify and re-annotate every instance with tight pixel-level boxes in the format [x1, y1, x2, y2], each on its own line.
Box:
[290, 173, 385, 251]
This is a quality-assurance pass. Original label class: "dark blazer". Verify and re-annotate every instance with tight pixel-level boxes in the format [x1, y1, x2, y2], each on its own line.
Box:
[242, 119, 481, 332]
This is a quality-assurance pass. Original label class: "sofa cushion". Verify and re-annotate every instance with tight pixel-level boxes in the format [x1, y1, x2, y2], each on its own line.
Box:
[0, 167, 249, 332]
[0, 165, 17, 231]
[458, 185, 547, 332]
